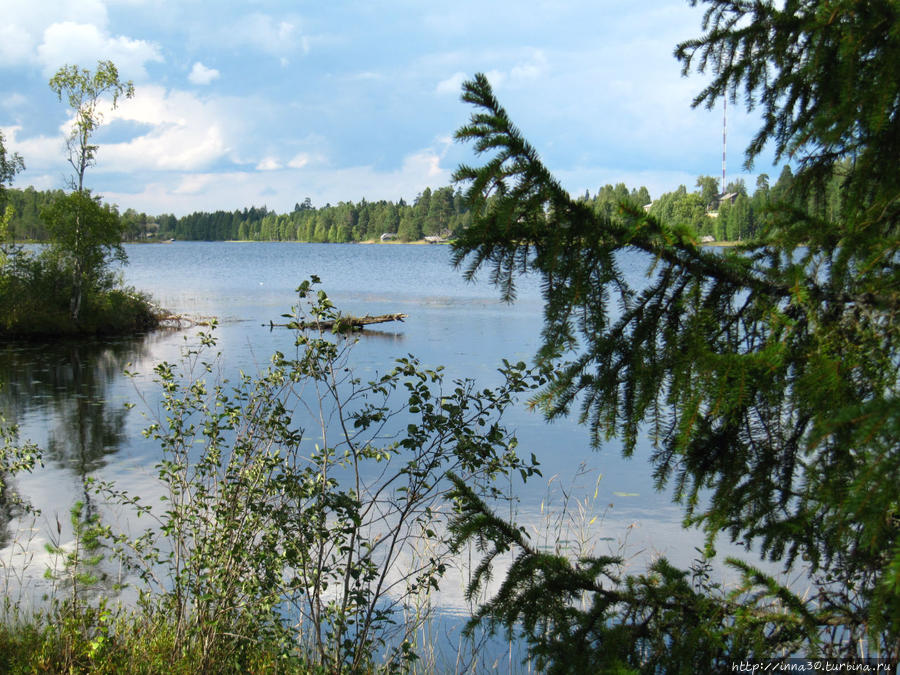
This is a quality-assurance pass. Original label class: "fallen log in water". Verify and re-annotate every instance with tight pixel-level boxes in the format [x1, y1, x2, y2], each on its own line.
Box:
[267, 313, 408, 331]
[156, 314, 217, 329]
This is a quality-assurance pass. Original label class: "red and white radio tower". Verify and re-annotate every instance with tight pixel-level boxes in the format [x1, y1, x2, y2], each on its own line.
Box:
[722, 96, 727, 193]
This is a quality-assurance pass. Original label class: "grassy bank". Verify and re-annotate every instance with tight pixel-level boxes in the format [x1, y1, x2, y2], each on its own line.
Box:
[0, 605, 313, 675]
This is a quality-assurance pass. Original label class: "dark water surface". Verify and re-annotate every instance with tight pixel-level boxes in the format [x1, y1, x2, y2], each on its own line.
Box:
[2, 242, 763, 621]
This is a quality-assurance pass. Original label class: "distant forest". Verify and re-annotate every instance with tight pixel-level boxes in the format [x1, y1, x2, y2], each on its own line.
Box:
[3, 164, 847, 244]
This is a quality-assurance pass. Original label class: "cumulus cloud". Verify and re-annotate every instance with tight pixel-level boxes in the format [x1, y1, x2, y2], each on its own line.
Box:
[0, 0, 109, 65]
[37, 21, 162, 79]
[287, 153, 311, 169]
[510, 50, 547, 82]
[98, 86, 236, 171]
[6, 82, 292, 187]
[0, 22, 35, 64]
[0, 125, 64, 170]
[172, 173, 215, 196]
[188, 61, 220, 85]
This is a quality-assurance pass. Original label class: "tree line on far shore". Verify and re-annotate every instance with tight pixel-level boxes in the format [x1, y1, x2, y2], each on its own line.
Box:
[2, 160, 849, 245]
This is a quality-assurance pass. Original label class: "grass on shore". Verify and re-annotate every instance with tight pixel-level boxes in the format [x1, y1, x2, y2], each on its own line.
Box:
[0, 604, 317, 675]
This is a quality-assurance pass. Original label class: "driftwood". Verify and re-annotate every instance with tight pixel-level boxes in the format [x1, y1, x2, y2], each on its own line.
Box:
[156, 314, 216, 329]
[267, 313, 408, 331]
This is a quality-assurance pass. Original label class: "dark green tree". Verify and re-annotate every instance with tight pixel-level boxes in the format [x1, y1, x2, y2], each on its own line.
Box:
[724, 192, 751, 241]
[0, 131, 24, 201]
[447, 0, 900, 665]
[396, 211, 420, 242]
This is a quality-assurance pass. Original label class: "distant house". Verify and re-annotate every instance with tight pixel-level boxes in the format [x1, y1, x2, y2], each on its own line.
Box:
[643, 202, 653, 213]
[709, 192, 738, 212]
[380, 232, 398, 242]
[699, 235, 716, 244]
[423, 235, 446, 244]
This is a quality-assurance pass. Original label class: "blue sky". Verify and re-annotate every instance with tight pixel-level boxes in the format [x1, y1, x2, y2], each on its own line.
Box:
[0, 0, 778, 216]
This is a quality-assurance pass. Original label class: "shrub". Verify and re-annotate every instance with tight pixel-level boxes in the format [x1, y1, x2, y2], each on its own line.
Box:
[78, 277, 542, 672]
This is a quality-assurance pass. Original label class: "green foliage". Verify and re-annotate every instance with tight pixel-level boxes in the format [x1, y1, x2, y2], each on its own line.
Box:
[41, 189, 127, 319]
[0, 244, 157, 337]
[76, 278, 541, 672]
[449, 476, 818, 673]
[676, 0, 900, 212]
[448, 1, 899, 660]
[0, 61, 157, 337]
[0, 130, 25, 265]
[0, 130, 24, 207]
[49, 60, 134, 193]
[0, 602, 312, 674]
[695, 175, 719, 207]
[143, 188, 471, 242]
[46, 60, 134, 321]
[43, 501, 111, 618]
[0, 412, 42, 551]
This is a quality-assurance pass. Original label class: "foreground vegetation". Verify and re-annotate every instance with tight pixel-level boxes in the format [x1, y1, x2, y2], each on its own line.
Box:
[0, 607, 309, 675]
[0, 280, 541, 673]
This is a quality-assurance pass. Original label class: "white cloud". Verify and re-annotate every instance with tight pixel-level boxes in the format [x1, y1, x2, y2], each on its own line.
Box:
[0, 22, 36, 64]
[435, 72, 466, 96]
[188, 61, 220, 85]
[287, 152, 312, 169]
[484, 69, 506, 89]
[102, 144, 453, 216]
[7, 83, 292, 185]
[0, 125, 65, 171]
[172, 173, 214, 195]
[2, 93, 28, 109]
[471, 51, 547, 93]
[510, 50, 547, 82]
[0, 0, 109, 65]
[37, 21, 162, 79]
[99, 87, 235, 171]
[256, 157, 281, 171]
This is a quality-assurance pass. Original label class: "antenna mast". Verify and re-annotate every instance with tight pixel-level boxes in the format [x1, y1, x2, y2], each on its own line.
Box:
[722, 95, 727, 193]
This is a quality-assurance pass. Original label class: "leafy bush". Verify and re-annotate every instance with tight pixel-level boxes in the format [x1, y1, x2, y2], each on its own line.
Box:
[0, 243, 158, 338]
[74, 277, 541, 672]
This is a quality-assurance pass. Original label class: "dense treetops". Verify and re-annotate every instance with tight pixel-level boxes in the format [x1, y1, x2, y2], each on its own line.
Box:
[2, 163, 839, 245]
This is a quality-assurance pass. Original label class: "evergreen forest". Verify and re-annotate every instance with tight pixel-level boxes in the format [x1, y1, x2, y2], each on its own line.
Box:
[2, 161, 850, 244]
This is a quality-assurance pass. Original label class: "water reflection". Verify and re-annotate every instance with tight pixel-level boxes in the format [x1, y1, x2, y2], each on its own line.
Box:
[0, 336, 154, 531]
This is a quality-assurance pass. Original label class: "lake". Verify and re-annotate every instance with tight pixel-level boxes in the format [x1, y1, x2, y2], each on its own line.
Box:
[0, 242, 773, 654]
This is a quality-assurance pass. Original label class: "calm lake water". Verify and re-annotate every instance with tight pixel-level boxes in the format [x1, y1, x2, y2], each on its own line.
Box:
[1, 242, 773, 629]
